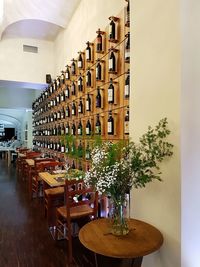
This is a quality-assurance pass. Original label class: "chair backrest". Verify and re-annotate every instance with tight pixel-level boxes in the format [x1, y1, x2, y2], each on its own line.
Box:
[65, 179, 98, 220]
[35, 161, 63, 173]
[34, 157, 55, 167]
[26, 151, 42, 159]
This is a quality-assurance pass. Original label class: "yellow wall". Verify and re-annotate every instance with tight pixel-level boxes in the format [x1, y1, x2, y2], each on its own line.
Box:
[130, 0, 181, 266]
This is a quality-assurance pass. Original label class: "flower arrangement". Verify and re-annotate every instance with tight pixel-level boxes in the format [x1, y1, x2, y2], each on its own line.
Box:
[84, 118, 173, 197]
[84, 118, 173, 235]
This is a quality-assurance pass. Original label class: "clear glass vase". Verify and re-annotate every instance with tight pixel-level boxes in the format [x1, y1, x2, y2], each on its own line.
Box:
[109, 194, 130, 236]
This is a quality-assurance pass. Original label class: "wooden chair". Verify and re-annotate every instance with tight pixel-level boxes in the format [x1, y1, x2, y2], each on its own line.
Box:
[31, 161, 63, 198]
[55, 179, 98, 264]
[44, 186, 65, 227]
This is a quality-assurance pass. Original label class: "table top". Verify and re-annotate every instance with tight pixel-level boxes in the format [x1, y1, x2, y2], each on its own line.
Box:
[39, 171, 66, 187]
[79, 218, 163, 259]
[0, 147, 15, 151]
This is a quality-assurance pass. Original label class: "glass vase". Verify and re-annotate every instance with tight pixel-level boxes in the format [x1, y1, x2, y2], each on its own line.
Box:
[109, 194, 129, 236]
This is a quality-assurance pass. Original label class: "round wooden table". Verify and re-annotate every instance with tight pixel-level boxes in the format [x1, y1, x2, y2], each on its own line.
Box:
[79, 218, 163, 267]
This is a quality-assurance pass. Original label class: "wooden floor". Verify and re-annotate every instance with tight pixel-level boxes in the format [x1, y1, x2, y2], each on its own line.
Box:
[0, 158, 96, 267]
[0, 158, 133, 267]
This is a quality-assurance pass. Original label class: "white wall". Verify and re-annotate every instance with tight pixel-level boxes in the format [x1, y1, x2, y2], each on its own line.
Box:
[181, 0, 200, 266]
[54, 0, 125, 75]
[130, 1, 181, 267]
[0, 38, 54, 84]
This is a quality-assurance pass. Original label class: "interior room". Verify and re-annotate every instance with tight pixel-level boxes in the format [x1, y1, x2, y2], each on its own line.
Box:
[0, 0, 198, 266]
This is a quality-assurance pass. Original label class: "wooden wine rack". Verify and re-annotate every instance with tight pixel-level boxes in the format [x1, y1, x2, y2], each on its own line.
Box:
[32, 1, 130, 171]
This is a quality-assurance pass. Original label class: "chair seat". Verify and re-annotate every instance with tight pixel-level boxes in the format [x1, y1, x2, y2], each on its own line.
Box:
[57, 204, 94, 219]
[45, 187, 64, 196]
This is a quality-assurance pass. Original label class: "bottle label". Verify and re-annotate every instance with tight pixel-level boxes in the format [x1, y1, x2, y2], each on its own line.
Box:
[61, 147, 65, 153]
[86, 49, 90, 60]
[72, 109, 75, 115]
[78, 128, 81, 135]
[124, 121, 129, 134]
[108, 89, 113, 102]
[95, 126, 100, 134]
[109, 58, 113, 70]
[61, 95, 64, 101]
[78, 80, 81, 86]
[78, 106, 81, 113]
[109, 25, 112, 38]
[125, 85, 130, 97]
[78, 61, 82, 68]
[108, 121, 113, 133]
[66, 127, 69, 134]
[57, 113, 60, 119]
[65, 72, 69, 79]
[65, 90, 69, 97]
[86, 127, 90, 135]
[125, 51, 130, 59]
[86, 100, 89, 111]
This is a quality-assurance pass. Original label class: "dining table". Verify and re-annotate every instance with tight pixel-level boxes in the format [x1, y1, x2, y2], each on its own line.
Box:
[79, 218, 164, 267]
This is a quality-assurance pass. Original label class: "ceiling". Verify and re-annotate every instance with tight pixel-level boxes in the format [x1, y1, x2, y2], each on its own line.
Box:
[0, 0, 81, 126]
[0, 0, 81, 40]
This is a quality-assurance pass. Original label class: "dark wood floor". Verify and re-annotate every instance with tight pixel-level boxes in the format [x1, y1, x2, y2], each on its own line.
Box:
[0, 158, 133, 267]
[0, 158, 96, 267]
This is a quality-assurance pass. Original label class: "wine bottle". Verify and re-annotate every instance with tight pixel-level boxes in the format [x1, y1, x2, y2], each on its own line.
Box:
[56, 76, 60, 88]
[78, 120, 83, 135]
[61, 91, 65, 102]
[78, 140, 83, 158]
[78, 75, 83, 91]
[65, 142, 69, 153]
[61, 142, 65, 153]
[71, 160, 76, 169]
[78, 98, 83, 114]
[96, 29, 103, 52]
[53, 79, 57, 91]
[65, 85, 70, 99]
[107, 111, 114, 135]
[125, 32, 130, 61]
[109, 50, 116, 72]
[126, 0, 130, 26]
[57, 141, 61, 152]
[66, 105, 70, 117]
[71, 122, 76, 135]
[124, 109, 129, 135]
[86, 93, 91, 112]
[78, 52, 83, 69]
[71, 59, 76, 75]
[61, 107, 65, 119]
[57, 124, 61, 135]
[72, 101, 76, 116]
[86, 119, 92, 135]
[86, 41, 91, 61]
[95, 114, 101, 135]
[109, 19, 115, 40]
[85, 142, 91, 160]
[65, 122, 70, 135]
[86, 69, 92, 87]
[71, 81, 76, 96]
[56, 94, 60, 105]
[96, 87, 101, 108]
[124, 70, 130, 98]
[61, 71, 65, 84]
[57, 110, 61, 120]
[65, 65, 70, 80]
[54, 112, 57, 121]
[96, 60, 102, 80]
[61, 123, 65, 135]
[108, 78, 114, 104]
